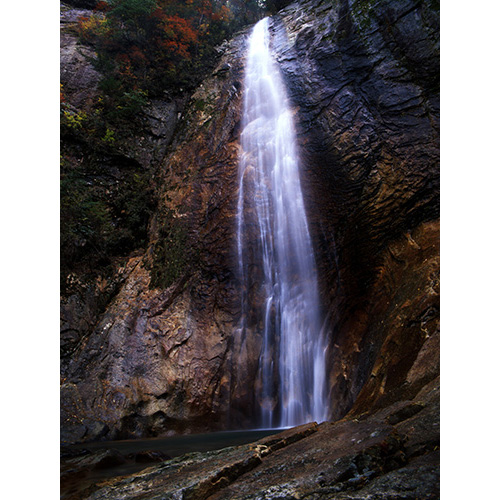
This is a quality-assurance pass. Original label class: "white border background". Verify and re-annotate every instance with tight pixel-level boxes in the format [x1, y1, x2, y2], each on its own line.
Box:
[441, 0, 500, 498]
[3, 0, 60, 497]
[3, 0, 499, 498]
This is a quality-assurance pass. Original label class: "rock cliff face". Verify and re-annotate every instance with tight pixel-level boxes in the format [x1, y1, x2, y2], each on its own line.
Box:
[60, 2, 186, 373]
[273, 0, 439, 420]
[61, 0, 439, 453]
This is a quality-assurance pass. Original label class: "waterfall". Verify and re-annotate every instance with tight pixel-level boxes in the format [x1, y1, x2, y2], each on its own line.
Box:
[236, 18, 329, 428]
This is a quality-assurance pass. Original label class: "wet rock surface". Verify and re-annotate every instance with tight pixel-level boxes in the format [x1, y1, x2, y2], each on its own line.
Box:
[62, 380, 438, 499]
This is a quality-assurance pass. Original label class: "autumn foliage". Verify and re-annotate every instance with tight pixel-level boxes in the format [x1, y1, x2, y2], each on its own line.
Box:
[62, 1, 268, 293]
[77, 0, 260, 105]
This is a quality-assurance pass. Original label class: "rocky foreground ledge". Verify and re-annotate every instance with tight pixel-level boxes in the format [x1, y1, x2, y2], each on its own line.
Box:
[61, 377, 438, 500]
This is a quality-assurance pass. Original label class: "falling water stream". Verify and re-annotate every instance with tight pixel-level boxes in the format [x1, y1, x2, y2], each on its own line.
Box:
[237, 18, 329, 428]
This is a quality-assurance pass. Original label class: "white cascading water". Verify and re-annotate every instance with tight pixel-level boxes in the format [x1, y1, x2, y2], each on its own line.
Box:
[237, 18, 329, 428]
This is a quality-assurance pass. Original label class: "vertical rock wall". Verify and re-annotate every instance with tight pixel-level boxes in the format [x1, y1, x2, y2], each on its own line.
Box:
[271, 0, 439, 418]
[61, 28, 251, 442]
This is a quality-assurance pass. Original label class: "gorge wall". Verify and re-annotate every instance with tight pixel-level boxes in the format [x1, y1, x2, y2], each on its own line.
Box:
[61, 0, 439, 445]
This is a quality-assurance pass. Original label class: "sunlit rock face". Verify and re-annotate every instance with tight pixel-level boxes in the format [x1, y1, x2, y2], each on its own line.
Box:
[61, 0, 439, 444]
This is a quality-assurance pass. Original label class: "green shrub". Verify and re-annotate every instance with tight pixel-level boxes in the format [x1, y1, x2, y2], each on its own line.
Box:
[60, 154, 156, 294]
[102, 128, 116, 144]
[62, 110, 88, 130]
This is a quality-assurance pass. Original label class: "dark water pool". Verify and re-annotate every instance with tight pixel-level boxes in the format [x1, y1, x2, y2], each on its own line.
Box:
[70, 427, 283, 459]
[61, 428, 284, 497]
